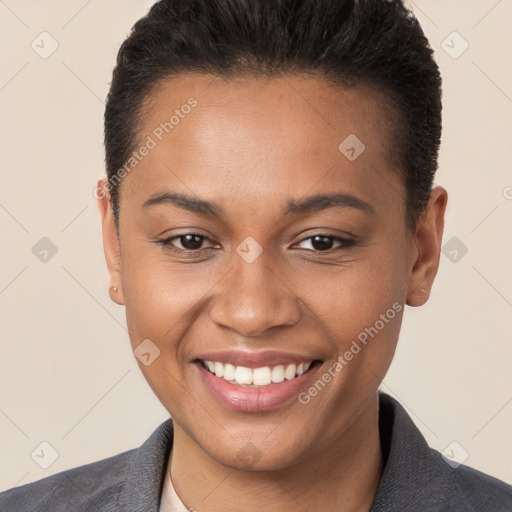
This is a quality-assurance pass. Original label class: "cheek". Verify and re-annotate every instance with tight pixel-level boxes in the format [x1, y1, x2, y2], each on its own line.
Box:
[293, 240, 409, 369]
[121, 258, 220, 347]
[118, 252, 221, 410]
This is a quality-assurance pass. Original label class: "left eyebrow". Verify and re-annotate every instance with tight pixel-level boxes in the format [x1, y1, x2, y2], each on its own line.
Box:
[285, 193, 375, 216]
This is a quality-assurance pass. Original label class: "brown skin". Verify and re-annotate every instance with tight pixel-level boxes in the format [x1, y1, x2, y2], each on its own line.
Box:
[97, 74, 447, 511]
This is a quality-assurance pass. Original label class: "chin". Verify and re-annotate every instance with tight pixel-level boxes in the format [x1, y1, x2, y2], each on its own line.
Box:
[197, 428, 312, 473]
[214, 448, 301, 473]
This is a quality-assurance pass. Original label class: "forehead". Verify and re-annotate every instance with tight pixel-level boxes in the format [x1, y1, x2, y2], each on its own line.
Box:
[121, 73, 402, 213]
[143, 72, 394, 149]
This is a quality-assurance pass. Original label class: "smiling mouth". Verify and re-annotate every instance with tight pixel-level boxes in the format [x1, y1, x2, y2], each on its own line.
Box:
[198, 359, 321, 387]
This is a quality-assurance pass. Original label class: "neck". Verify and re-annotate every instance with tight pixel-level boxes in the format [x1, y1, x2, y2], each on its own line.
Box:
[169, 393, 383, 512]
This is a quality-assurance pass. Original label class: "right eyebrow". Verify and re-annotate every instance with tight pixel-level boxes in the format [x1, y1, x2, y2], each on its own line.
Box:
[142, 191, 224, 217]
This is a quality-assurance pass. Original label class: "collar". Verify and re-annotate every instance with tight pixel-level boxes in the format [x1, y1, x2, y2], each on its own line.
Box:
[371, 392, 451, 511]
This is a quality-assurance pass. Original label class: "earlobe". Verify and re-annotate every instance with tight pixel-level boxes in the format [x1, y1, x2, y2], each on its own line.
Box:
[96, 178, 125, 305]
[406, 286, 431, 307]
[406, 186, 448, 307]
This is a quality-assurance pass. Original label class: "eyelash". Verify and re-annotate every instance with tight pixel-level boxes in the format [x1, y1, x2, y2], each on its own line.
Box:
[156, 233, 219, 253]
[155, 232, 357, 253]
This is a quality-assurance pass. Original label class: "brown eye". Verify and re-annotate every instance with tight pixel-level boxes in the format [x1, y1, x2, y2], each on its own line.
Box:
[310, 235, 335, 251]
[158, 233, 217, 251]
[177, 234, 205, 250]
[296, 235, 356, 252]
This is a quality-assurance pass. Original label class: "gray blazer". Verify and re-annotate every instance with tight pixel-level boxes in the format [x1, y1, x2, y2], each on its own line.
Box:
[1, 393, 511, 511]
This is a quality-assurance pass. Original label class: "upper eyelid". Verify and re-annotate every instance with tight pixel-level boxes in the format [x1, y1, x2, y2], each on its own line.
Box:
[293, 235, 355, 249]
[162, 233, 354, 249]
[162, 234, 221, 253]
[164, 233, 351, 241]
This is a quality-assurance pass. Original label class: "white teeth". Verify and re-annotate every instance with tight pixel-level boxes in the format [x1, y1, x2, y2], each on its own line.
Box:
[214, 362, 224, 377]
[223, 363, 236, 381]
[271, 365, 285, 383]
[202, 360, 314, 386]
[253, 366, 272, 386]
[284, 364, 297, 380]
[234, 366, 252, 385]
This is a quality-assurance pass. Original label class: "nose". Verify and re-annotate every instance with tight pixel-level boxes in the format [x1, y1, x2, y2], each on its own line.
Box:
[208, 254, 302, 338]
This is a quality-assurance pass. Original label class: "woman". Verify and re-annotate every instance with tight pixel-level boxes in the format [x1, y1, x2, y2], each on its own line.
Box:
[1, 0, 511, 510]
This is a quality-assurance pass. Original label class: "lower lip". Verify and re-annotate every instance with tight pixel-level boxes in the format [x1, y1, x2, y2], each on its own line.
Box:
[196, 362, 320, 412]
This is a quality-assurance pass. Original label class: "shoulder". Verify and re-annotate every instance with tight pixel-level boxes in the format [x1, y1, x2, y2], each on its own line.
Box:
[441, 456, 512, 511]
[0, 449, 134, 512]
[0, 418, 174, 512]
[376, 392, 512, 511]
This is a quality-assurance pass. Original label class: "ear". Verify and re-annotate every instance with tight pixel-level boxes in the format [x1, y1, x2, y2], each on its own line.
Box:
[406, 186, 448, 307]
[96, 178, 124, 305]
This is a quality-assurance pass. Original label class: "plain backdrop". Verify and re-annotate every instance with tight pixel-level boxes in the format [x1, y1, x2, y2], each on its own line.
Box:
[0, 0, 511, 490]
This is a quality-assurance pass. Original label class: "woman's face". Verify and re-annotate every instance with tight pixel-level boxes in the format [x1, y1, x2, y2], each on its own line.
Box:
[98, 73, 445, 470]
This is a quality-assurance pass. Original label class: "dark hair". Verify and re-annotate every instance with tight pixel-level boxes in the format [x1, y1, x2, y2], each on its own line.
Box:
[104, 0, 442, 231]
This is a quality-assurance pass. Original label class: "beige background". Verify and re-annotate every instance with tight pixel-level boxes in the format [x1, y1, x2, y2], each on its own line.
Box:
[0, 0, 511, 490]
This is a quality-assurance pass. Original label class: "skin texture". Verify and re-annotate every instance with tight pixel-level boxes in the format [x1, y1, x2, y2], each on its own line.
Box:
[97, 73, 447, 511]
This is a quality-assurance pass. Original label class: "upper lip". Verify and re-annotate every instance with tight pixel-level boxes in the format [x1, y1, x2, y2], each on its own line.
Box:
[194, 350, 321, 368]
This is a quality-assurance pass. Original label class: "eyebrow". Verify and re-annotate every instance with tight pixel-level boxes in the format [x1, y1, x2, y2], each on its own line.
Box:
[285, 193, 375, 216]
[142, 190, 374, 217]
[142, 191, 223, 216]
